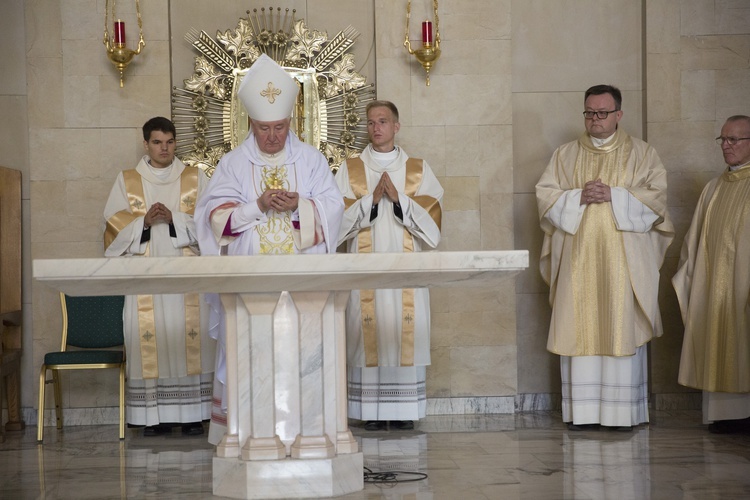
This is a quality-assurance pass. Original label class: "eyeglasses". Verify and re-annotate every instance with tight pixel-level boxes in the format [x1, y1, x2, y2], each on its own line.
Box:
[715, 136, 750, 146]
[583, 110, 619, 119]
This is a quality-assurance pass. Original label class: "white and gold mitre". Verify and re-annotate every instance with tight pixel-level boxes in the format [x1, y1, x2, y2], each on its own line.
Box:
[237, 54, 298, 121]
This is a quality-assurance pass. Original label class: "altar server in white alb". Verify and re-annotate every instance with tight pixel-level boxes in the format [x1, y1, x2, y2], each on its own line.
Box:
[104, 116, 214, 437]
[194, 54, 344, 445]
[335, 100, 443, 431]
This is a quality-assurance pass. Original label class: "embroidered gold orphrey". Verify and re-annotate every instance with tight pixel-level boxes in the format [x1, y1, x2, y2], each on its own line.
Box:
[171, 7, 376, 178]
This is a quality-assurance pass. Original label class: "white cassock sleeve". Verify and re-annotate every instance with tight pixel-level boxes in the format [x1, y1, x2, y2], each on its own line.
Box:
[544, 187, 658, 235]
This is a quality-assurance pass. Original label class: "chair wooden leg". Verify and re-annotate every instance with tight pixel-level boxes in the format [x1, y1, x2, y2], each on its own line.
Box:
[37, 365, 47, 442]
[119, 364, 125, 440]
[52, 370, 63, 430]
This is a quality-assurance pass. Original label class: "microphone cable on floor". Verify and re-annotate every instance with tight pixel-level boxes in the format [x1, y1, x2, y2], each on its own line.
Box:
[363, 466, 428, 484]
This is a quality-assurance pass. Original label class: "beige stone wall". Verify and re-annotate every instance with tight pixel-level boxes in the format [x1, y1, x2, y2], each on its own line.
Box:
[1, 0, 748, 424]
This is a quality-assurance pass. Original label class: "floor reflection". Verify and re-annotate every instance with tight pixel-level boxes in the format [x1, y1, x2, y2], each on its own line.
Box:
[1, 411, 749, 499]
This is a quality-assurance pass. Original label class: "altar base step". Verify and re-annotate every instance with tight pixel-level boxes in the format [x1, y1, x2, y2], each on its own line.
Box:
[213, 452, 364, 499]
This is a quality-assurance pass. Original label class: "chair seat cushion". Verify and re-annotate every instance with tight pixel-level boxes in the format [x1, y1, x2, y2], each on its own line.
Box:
[44, 350, 124, 366]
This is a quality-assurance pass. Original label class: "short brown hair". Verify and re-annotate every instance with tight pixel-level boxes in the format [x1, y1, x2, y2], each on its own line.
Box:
[366, 100, 399, 122]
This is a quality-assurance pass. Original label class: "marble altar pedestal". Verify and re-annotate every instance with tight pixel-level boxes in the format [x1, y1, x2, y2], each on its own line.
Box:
[34, 250, 528, 499]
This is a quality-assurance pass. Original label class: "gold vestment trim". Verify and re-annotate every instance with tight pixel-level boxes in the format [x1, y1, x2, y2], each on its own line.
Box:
[257, 163, 294, 254]
[346, 157, 423, 366]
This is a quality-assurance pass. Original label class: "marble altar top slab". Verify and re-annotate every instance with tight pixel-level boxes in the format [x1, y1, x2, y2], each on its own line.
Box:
[33, 250, 528, 296]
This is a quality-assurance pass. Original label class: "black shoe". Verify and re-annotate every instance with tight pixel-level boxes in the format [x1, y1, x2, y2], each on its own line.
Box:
[708, 419, 746, 434]
[181, 422, 204, 436]
[390, 420, 414, 430]
[143, 424, 172, 436]
[567, 423, 600, 431]
[364, 420, 385, 431]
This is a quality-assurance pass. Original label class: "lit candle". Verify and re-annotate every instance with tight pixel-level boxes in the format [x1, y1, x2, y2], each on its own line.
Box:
[421, 20, 433, 46]
[114, 20, 126, 46]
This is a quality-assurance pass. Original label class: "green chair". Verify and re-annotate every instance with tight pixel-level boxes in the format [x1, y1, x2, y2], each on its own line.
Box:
[37, 293, 126, 442]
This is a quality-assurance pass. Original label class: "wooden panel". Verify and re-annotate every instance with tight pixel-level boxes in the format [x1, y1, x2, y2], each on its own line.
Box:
[0, 166, 21, 315]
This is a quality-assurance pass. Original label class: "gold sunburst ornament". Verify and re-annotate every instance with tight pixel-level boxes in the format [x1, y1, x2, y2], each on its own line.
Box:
[172, 7, 376, 177]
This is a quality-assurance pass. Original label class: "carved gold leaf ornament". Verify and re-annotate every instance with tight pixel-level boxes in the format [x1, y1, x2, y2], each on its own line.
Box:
[172, 6, 376, 176]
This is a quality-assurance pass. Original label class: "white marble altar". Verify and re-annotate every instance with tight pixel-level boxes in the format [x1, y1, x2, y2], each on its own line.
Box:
[33, 251, 528, 499]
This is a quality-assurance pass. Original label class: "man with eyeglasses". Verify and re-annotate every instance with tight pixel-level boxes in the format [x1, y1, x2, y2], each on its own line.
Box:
[536, 84, 674, 431]
[673, 115, 750, 434]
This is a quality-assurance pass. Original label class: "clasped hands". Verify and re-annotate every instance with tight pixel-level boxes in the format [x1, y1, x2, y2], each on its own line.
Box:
[372, 172, 399, 205]
[257, 189, 299, 213]
[580, 178, 611, 205]
[144, 202, 173, 228]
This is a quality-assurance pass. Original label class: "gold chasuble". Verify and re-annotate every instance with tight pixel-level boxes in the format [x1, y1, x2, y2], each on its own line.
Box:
[571, 134, 632, 355]
[345, 157, 442, 367]
[676, 166, 750, 393]
[537, 129, 673, 357]
[104, 167, 202, 379]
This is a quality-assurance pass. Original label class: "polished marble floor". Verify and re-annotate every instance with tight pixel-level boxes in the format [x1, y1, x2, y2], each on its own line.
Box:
[1, 410, 750, 499]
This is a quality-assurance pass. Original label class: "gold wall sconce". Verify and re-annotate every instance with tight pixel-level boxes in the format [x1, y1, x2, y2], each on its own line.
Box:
[404, 0, 441, 86]
[103, 0, 146, 87]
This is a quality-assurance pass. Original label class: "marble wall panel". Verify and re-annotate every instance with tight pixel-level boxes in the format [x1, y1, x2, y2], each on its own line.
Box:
[647, 0, 681, 54]
[64, 76, 101, 128]
[0, 0, 27, 94]
[438, 39, 511, 77]
[66, 180, 114, 219]
[67, 368, 121, 408]
[101, 127, 144, 182]
[715, 69, 750, 121]
[681, 0, 750, 36]
[680, 70, 716, 121]
[26, 57, 65, 129]
[680, 35, 750, 71]
[481, 192, 514, 250]
[411, 74, 511, 127]
[431, 286, 511, 315]
[680, 0, 715, 36]
[511, 0, 642, 93]
[647, 121, 719, 172]
[375, 0, 411, 60]
[99, 75, 172, 127]
[432, 289, 516, 348]
[427, 346, 451, 398]
[25, 0, 62, 58]
[441, 0, 511, 41]
[442, 177, 480, 211]
[512, 92, 583, 194]
[515, 292, 558, 394]
[646, 53, 682, 123]
[29, 128, 102, 182]
[478, 125, 514, 196]
[442, 127, 481, 178]
[450, 345, 517, 396]
[439, 210, 481, 251]
[396, 125, 446, 177]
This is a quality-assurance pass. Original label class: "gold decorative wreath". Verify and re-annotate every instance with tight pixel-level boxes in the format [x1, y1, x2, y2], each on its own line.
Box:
[171, 7, 376, 177]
